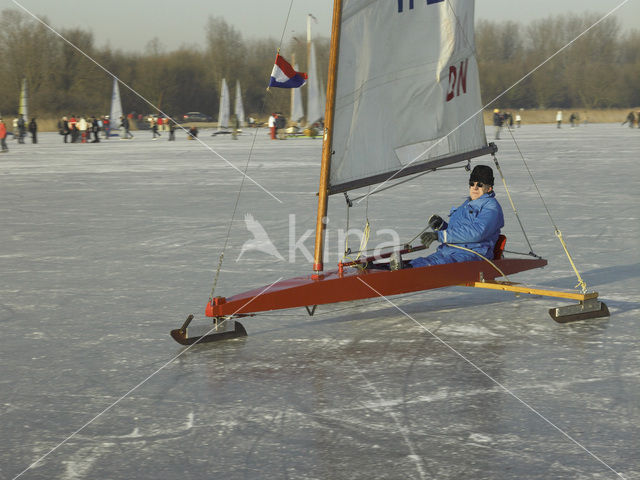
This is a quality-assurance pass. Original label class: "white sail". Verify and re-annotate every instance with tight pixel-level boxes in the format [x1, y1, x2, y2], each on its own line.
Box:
[306, 42, 324, 126]
[328, 0, 488, 193]
[234, 81, 245, 127]
[291, 63, 305, 123]
[217, 78, 230, 130]
[109, 78, 123, 137]
[18, 78, 28, 121]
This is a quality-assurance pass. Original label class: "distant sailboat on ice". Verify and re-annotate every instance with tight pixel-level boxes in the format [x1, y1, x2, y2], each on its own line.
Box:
[109, 78, 123, 137]
[287, 59, 305, 136]
[291, 66, 305, 124]
[234, 80, 245, 128]
[213, 78, 231, 135]
[18, 78, 28, 121]
[306, 41, 324, 128]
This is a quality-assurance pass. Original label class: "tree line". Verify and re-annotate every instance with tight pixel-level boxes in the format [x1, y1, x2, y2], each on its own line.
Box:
[0, 9, 637, 121]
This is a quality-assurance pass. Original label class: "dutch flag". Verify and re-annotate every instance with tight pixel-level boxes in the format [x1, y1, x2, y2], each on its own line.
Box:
[269, 54, 308, 88]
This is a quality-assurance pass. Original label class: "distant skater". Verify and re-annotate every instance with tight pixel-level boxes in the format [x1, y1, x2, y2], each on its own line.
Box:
[17, 115, 26, 143]
[493, 109, 503, 139]
[622, 111, 636, 128]
[59, 116, 70, 143]
[268, 113, 276, 140]
[276, 113, 286, 139]
[569, 113, 578, 127]
[151, 118, 161, 139]
[556, 110, 563, 128]
[0, 118, 8, 153]
[28, 118, 37, 144]
[120, 116, 133, 139]
[168, 122, 175, 141]
[78, 117, 88, 143]
[102, 116, 110, 138]
[91, 117, 101, 142]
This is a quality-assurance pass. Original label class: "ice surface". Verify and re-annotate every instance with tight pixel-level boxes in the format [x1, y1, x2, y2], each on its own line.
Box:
[0, 124, 639, 479]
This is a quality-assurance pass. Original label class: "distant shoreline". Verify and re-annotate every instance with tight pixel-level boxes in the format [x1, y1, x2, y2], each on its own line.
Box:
[6, 108, 639, 132]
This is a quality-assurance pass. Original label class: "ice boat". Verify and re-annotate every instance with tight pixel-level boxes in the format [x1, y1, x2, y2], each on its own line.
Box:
[171, 0, 608, 345]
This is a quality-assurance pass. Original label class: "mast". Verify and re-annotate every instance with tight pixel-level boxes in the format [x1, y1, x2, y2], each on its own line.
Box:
[306, 14, 312, 74]
[312, 0, 342, 274]
[290, 53, 296, 122]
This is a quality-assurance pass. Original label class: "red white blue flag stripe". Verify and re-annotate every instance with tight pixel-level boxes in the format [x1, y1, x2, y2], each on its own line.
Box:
[269, 54, 308, 88]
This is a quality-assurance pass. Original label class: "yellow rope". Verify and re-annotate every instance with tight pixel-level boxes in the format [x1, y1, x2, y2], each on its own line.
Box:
[341, 219, 371, 268]
[501, 129, 589, 293]
[445, 244, 510, 281]
[554, 229, 588, 293]
[492, 156, 535, 254]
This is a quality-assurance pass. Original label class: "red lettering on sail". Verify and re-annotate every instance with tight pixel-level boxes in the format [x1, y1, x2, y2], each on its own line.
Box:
[457, 59, 467, 96]
[446, 65, 456, 102]
[446, 59, 469, 102]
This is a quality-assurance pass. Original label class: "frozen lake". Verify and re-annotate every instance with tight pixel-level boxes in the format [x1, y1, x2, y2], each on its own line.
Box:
[1, 123, 639, 479]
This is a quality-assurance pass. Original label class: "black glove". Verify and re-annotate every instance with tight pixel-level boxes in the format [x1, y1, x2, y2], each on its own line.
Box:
[428, 214, 447, 231]
[420, 231, 438, 248]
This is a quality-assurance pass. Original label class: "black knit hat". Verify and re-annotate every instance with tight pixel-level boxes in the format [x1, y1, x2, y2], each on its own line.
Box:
[470, 165, 494, 186]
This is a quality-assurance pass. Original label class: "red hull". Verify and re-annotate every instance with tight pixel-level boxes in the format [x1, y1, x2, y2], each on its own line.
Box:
[206, 258, 547, 317]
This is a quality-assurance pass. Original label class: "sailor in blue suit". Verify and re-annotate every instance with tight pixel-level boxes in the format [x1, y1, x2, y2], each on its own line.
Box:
[408, 165, 504, 268]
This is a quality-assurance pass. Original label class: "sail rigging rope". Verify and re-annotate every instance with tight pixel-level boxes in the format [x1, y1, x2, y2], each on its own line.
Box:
[449, 2, 592, 293]
[341, 191, 372, 269]
[446, 0, 591, 293]
[443, 244, 510, 281]
[491, 154, 537, 257]
[503, 124, 589, 293]
[209, 0, 296, 301]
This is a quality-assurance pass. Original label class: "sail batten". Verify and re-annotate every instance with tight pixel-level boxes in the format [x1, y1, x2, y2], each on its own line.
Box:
[328, 0, 487, 193]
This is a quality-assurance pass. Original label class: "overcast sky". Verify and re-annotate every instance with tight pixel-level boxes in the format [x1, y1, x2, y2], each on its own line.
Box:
[5, 0, 639, 53]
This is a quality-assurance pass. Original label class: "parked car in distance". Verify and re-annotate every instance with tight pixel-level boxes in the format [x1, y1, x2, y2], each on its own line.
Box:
[181, 112, 214, 122]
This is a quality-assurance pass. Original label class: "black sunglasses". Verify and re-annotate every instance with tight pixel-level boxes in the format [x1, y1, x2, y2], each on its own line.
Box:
[469, 181, 485, 188]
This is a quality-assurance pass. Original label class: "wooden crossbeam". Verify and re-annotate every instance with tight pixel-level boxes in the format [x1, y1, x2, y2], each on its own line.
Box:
[460, 281, 599, 301]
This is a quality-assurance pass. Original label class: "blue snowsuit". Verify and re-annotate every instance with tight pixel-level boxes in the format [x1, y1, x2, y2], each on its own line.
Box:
[410, 191, 504, 267]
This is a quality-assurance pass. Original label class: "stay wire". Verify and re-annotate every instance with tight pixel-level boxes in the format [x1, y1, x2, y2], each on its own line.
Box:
[210, 0, 296, 300]
[490, 152, 537, 257]
[503, 124, 588, 293]
[450, 0, 596, 293]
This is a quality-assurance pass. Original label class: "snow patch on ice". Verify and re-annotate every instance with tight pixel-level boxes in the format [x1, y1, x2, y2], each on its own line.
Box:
[121, 427, 141, 438]
[468, 433, 492, 443]
[185, 411, 194, 429]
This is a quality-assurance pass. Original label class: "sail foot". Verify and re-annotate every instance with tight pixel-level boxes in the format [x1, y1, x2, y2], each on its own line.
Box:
[328, 144, 497, 195]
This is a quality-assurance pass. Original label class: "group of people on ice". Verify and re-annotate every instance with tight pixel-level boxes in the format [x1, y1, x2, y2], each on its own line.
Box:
[56, 115, 115, 143]
[492, 109, 519, 139]
[0, 114, 39, 147]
